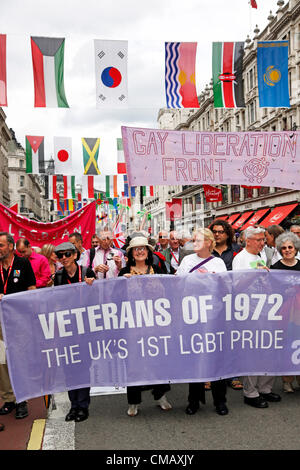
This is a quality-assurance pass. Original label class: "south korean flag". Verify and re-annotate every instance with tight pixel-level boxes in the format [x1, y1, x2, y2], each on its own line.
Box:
[94, 39, 128, 108]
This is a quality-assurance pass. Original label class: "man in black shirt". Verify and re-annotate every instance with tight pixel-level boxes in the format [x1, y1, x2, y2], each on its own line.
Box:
[0, 232, 36, 420]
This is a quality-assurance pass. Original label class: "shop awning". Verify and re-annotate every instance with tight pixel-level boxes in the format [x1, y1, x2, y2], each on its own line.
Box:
[227, 213, 241, 225]
[241, 208, 270, 230]
[214, 215, 228, 220]
[232, 211, 254, 229]
[259, 203, 298, 228]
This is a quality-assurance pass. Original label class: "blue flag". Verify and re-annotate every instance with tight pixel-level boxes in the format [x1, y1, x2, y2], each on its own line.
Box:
[257, 41, 290, 107]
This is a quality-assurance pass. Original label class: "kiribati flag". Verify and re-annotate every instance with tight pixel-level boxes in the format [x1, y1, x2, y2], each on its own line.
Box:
[31, 36, 69, 108]
[165, 42, 199, 108]
[212, 42, 245, 108]
[257, 41, 290, 108]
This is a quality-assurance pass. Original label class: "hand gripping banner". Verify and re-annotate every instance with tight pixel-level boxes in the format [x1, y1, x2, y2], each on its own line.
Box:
[1, 270, 300, 402]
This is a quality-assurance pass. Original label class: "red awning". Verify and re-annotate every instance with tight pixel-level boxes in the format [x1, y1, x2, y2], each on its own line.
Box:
[259, 203, 298, 227]
[227, 213, 241, 225]
[232, 211, 254, 229]
[241, 208, 270, 230]
[214, 215, 228, 221]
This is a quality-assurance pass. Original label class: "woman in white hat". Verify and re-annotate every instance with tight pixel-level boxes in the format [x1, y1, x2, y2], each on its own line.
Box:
[119, 236, 172, 416]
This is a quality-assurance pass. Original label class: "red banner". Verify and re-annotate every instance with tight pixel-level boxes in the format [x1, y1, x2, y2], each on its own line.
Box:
[165, 199, 182, 221]
[203, 185, 222, 202]
[0, 201, 96, 248]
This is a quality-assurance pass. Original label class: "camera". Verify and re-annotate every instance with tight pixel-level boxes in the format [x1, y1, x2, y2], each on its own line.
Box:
[106, 252, 114, 261]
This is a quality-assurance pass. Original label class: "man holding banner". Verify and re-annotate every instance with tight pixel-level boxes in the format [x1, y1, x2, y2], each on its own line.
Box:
[0, 232, 36, 420]
[232, 226, 281, 408]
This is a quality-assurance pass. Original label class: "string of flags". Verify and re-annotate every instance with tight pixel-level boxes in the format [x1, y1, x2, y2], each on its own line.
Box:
[0, 32, 290, 110]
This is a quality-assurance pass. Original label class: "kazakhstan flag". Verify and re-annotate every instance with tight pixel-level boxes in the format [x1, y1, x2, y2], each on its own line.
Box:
[257, 41, 290, 108]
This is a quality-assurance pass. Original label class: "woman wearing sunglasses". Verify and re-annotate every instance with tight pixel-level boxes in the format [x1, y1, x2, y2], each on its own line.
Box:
[270, 231, 300, 393]
[54, 242, 96, 423]
[118, 236, 172, 417]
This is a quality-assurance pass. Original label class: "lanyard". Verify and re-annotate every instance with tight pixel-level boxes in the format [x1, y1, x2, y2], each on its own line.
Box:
[171, 250, 179, 264]
[0, 256, 15, 294]
[67, 266, 82, 284]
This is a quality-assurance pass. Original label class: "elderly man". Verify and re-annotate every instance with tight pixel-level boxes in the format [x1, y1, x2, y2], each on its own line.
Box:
[16, 238, 51, 288]
[91, 234, 100, 248]
[162, 231, 181, 273]
[232, 226, 281, 408]
[0, 232, 36, 420]
[82, 230, 124, 279]
[157, 230, 169, 252]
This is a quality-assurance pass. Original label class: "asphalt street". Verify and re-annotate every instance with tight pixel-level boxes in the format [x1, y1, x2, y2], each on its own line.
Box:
[43, 377, 300, 451]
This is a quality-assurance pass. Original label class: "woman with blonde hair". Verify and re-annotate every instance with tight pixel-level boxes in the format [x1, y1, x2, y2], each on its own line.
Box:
[41, 243, 58, 286]
[177, 227, 229, 416]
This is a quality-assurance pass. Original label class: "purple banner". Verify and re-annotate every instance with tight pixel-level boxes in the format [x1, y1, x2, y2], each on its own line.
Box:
[1, 270, 300, 402]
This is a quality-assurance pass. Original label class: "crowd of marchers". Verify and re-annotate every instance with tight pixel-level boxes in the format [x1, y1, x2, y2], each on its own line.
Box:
[0, 218, 300, 431]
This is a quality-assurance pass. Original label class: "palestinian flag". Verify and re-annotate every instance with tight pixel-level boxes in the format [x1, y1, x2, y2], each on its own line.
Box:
[25, 136, 45, 174]
[117, 138, 126, 174]
[142, 186, 154, 197]
[0, 34, 7, 106]
[82, 175, 94, 199]
[82, 138, 101, 175]
[31, 36, 69, 108]
[63, 175, 75, 200]
[106, 175, 118, 198]
[212, 42, 245, 108]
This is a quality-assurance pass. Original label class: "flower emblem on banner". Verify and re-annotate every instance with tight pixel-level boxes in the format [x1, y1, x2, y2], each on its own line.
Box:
[243, 158, 269, 184]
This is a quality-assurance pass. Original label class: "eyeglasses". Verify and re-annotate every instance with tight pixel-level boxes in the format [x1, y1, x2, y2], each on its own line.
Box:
[56, 251, 74, 259]
[249, 237, 265, 242]
[133, 246, 147, 252]
[159, 235, 168, 239]
[212, 230, 225, 235]
[281, 246, 294, 250]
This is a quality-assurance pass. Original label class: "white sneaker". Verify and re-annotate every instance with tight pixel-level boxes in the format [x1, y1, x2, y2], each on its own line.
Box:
[157, 394, 172, 411]
[127, 404, 138, 416]
[283, 382, 294, 393]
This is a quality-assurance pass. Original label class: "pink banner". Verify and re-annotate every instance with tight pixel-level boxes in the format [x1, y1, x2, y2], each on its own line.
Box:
[0, 201, 96, 248]
[121, 127, 300, 190]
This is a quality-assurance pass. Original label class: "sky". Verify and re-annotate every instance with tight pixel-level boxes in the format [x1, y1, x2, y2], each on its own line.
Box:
[1, 0, 281, 192]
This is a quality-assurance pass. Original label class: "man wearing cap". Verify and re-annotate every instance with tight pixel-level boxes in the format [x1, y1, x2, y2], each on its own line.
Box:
[82, 230, 124, 279]
[54, 241, 95, 423]
[0, 232, 36, 421]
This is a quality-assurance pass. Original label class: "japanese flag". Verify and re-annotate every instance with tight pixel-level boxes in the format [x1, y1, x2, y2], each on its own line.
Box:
[54, 136, 73, 174]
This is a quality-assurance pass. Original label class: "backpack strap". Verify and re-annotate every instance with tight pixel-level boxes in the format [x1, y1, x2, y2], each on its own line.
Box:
[89, 248, 96, 269]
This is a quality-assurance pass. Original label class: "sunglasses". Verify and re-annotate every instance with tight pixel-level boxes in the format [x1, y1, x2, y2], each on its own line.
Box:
[56, 251, 74, 259]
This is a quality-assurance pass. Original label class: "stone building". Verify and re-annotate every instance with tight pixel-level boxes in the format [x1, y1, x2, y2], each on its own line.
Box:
[0, 108, 11, 207]
[143, 0, 300, 235]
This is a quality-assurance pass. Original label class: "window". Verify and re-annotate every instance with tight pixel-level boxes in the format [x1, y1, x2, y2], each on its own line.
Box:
[248, 100, 256, 124]
[249, 68, 254, 90]
[231, 185, 240, 203]
[20, 175, 24, 187]
[20, 195, 25, 209]
[19, 160, 24, 168]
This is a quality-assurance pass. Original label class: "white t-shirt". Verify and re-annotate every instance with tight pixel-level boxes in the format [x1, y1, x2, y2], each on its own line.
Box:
[232, 248, 265, 270]
[176, 253, 227, 275]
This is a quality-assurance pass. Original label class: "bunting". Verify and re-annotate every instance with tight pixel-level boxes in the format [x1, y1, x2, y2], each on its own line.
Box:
[25, 136, 45, 174]
[54, 136, 73, 174]
[45, 175, 58, 200]
[165, 42, 199, 108]
[117, 138, 126, 174]
[81, 175, 94, 199]
[82, 138, 101, 175]
[212, 42, 245, 108]
[105, 175, 118, 198]
[30, 36, 69, 108]
[63, 175, 75, 200]
[142, 186, 154, 197]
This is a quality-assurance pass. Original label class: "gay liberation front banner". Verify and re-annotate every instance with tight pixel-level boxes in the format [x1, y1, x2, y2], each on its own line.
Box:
[121, 127, 300, 189]
[0, 201, 95, 248]
[1, 270, 300, 402]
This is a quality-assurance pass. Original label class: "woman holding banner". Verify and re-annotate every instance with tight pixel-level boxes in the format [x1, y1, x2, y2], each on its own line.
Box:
[176, 228, 229, 416]
[118, 236, 172, 417]
[270, 231, 300, 393]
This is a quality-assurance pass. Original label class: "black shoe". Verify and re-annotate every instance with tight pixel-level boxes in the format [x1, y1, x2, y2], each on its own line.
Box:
[260, 392, 281, 402]
[75, 408, 89, 422]
[0, 402, 15, 415]
[216, 403, 229, 415]
[0, 423, 4, 432]
[185, 402, 199, 415]
[244, 396, 268, 408]
[65, 408, 78, 422]
[15, 401, 28, 419]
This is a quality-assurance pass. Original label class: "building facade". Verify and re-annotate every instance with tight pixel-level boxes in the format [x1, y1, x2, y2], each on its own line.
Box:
[0, 108, 11, 207]
[142, 0, 300, 235]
